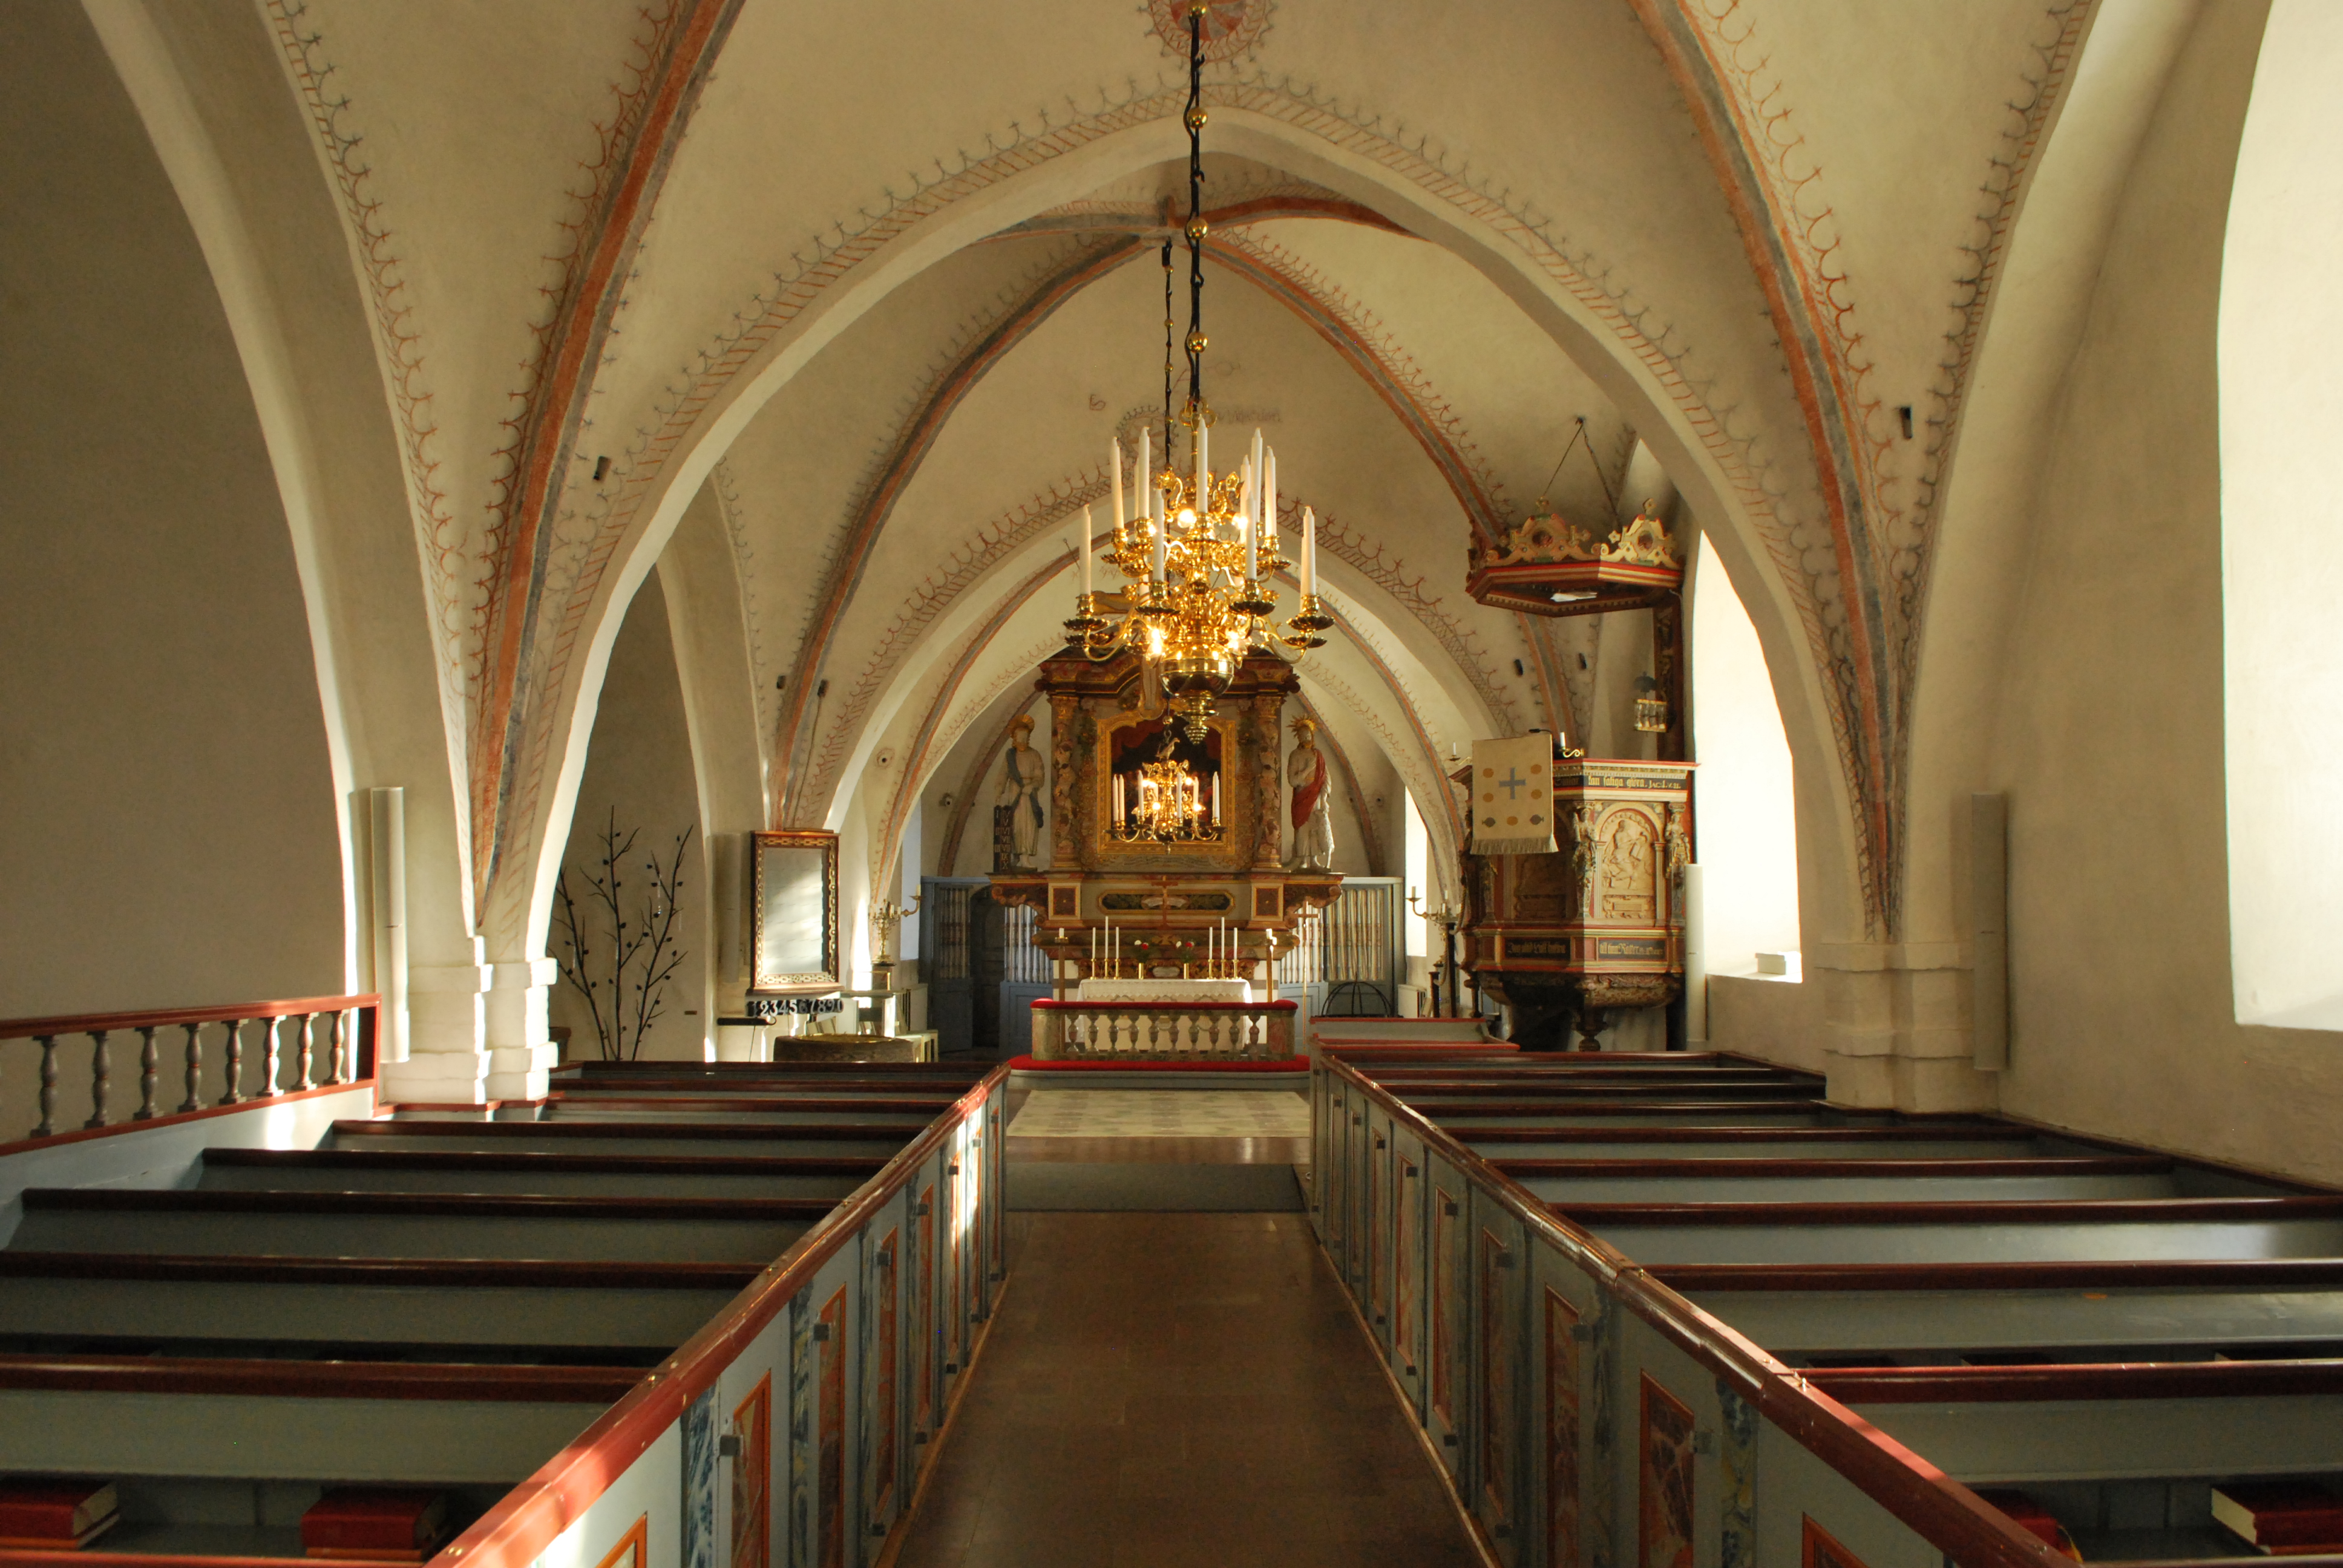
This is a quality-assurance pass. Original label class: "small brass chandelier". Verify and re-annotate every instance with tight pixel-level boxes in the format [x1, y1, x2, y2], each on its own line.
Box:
[1113, 754, 1221, 846]
[1064, 0, 1331, 742]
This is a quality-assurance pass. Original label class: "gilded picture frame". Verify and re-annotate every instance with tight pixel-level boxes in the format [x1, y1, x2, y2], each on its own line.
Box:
[749, 829, 841, 993]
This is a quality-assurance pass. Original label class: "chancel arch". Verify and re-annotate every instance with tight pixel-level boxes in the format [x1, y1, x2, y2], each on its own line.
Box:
[478, 83, 1878, 1028]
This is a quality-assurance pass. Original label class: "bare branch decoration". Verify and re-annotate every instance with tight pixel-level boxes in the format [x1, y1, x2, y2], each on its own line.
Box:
[555, 809, 695, 1061]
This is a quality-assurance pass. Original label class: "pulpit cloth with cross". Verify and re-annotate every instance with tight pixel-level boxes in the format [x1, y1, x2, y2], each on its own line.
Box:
[1469, 735, 1561, 855]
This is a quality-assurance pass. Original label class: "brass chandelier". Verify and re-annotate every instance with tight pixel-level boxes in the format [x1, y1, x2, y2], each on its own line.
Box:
[1112, 753, 1220, 846]
[1064, 0, 1331, 742]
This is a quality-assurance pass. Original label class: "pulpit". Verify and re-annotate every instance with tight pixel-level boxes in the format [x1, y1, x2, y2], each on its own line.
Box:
[1454, 750, 1693, 1049]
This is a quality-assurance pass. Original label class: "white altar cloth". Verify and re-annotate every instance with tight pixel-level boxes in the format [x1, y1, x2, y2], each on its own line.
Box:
[1075, 978, 1254, 1004]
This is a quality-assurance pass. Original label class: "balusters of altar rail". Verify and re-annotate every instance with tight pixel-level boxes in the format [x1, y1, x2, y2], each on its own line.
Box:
[15, 1008, 359, 1138]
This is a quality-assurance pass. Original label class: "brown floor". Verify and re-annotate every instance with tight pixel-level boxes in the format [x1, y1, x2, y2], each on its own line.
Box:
[890, 1206, 1483, 1567]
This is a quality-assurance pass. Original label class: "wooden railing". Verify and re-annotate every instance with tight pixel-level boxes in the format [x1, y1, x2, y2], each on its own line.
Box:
[0, 993, 378, 1144]
[445, 1065, 1008, 1568]
[1029, 998, 1298, 1061]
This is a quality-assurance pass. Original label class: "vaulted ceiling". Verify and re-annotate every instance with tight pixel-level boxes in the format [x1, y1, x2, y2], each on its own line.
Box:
[88, 0, 2171, 959]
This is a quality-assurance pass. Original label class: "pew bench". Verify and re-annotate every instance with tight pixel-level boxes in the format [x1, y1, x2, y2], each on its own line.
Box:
[0, 1252, 758, 1357]
[0, 1356, 634, 1481]
[195, 1146, 886, 1199]
[1570, 1197, 2343, 1264]
[1500, 1154, 2191, 1203]
[7, 1188, 825, 1263]
[328, 1117, 920, 1158]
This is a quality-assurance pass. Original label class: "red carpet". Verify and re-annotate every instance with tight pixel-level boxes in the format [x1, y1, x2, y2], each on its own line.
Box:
[1006, 1055, 1308, 1074]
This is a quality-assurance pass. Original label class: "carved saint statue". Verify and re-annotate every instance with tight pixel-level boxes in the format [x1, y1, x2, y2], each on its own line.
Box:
[1286, 714, 1336, 872]
[997, 713, 1046, 870]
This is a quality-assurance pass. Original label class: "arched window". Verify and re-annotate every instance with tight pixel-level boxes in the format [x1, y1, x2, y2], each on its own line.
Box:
[2220, 0, 2343, 1030]
[1689, 540, 1801, 976]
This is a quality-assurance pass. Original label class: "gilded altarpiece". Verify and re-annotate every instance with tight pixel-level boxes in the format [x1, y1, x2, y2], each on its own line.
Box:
[991, 647, 1339, 984]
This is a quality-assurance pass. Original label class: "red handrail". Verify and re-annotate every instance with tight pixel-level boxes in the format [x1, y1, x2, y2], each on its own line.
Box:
[0, 993, 381, 1040]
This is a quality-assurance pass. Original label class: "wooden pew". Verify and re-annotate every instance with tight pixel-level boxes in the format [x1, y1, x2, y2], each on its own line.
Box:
[328, 1117, 920, 1157]
[0, 1252, 755, 1355]
[1562, 1196, 2343, 1264]
[196, 1147, 885, 1199]
[1309, 1047, 2343, 1568]
[0, 1017, 1009, 1568]
[0, 1356, 637, 1483]
[1422, 1099, 1881, 1123]
[1659, 1259, 2343, 1365]
[539, 1093, 956, 1123]
[1499, 1153, 2189, 1203]
[8, 1188, 827, 1263]
[1458, 1126, 2051, 1158]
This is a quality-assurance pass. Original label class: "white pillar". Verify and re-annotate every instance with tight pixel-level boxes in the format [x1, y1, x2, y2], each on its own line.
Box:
[485, 958, 560, 1100]
[384, 939, 490, 1103]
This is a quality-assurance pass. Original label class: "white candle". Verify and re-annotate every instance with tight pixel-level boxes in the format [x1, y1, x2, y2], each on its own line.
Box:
[1211, 771, 1221, 825]
[1265, 445, 1283, 543]
[1136, 426, 1150, 559]
[1302, 505, 1317, 596]
[1240, 461, 1256, 579]
[1111, 439, 1124, 535]
[1081, 505, 1093, 599]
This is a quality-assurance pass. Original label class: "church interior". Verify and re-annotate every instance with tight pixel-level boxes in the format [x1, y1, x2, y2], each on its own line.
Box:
[5, 0, 2343, 1564]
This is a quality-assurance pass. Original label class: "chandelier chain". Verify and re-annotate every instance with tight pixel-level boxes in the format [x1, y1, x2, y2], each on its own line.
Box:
[1184, 1, 1207, 436]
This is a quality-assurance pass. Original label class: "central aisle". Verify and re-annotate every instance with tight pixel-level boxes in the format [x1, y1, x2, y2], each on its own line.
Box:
[890, 1086, 1481, 1567]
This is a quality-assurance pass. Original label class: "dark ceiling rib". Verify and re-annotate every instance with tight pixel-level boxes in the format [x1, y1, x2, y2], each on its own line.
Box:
[1627, 0, 1896, 930]
[470, 0, 747, 905]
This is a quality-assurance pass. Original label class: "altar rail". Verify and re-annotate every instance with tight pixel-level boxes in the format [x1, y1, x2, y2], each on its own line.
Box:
[0, 993, 378, 1146]
[1030, 998, 1298, 1061]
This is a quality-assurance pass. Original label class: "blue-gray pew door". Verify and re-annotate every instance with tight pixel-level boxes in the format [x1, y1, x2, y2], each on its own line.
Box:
[1390, 1119, 1430, 1420]
[1469, 1187, 1529, 1564]
[1530, 1234, 1605, 1568]
[1426, 1152, 1473, 1480]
